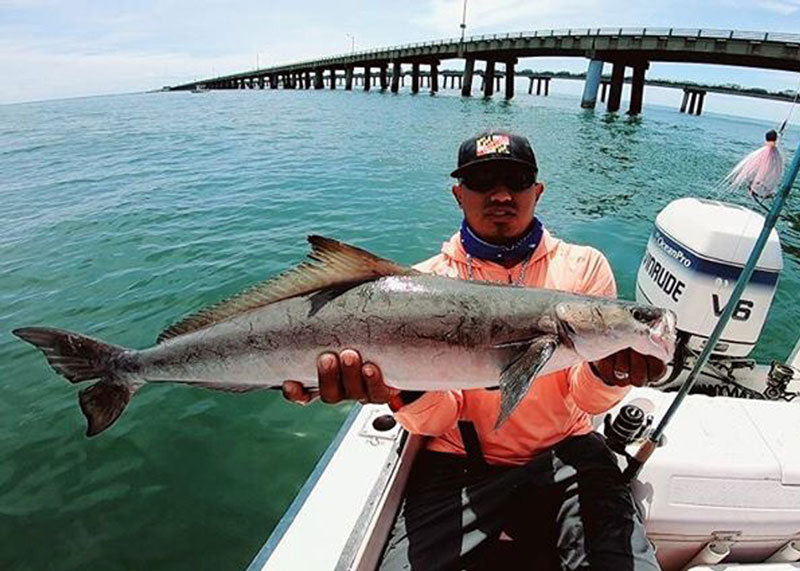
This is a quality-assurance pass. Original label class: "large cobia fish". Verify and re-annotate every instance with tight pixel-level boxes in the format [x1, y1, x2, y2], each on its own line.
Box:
[14, 236, 676, 437]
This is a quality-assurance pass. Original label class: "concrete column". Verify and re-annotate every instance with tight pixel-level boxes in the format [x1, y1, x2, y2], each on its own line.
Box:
[545, 78, 550, 96]
[607, 62, 625, 112]
[379, 65, 388, 91]
[484, 60, 495, 97]
[345, 67, 353, 90]
[536, 78, 542, 96]
[411, 62, 420, 94]
[580, 59, 604, 109]
[688, 91, 697, 115]
[680, 90, 689, 113]
[391, 61, 401, 93]
[328, 69, 336, 89]
[696, 91, 706, 115]
[528, 78, 534, 94]
[505, 60, 515, 100]
[258, 76, 265, 89]
[600, 81, 608, 102]
[364, 66, 371, 91]
[430, 62, 439, 94]
[314, 69, 323, 89]
[461, 57, 475, 97]
[627, 63, 647, 115]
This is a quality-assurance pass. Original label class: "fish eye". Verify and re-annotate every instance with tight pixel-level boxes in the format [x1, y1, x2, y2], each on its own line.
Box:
[631, 306, 657, 324]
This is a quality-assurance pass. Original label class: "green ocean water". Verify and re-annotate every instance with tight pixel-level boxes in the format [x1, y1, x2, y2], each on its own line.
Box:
[1, 88, 799, 570]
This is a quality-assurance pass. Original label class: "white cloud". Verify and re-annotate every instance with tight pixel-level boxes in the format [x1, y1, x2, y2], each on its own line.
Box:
[0, 44, 249, 104]
[755, 0, 800, 13]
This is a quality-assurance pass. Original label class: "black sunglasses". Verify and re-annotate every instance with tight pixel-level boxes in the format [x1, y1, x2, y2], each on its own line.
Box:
[460, 167, 537, 193]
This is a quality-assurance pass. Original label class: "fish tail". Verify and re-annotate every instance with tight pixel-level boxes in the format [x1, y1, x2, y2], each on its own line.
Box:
[13, 327, 136, 437]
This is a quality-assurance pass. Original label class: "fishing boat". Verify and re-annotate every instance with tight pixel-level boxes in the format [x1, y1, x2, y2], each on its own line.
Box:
[244, 192, 800, 571]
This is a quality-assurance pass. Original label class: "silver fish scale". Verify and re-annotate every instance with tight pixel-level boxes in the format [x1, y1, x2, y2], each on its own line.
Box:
[130, 275, 643, 391]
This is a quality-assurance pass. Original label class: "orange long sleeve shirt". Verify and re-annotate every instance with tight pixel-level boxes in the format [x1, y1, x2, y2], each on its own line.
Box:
[394, 229, 628, 466]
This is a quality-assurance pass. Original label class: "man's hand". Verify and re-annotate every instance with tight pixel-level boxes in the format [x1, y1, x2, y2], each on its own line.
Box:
[282, 349, 398, 405]
[590, 348, 667, 387]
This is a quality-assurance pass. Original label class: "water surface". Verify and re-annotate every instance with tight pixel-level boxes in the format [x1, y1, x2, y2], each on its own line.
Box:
[1, 88, 798, 570]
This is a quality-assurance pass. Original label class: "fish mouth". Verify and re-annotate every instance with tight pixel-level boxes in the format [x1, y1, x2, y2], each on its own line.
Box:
[646, 310, 677, 361]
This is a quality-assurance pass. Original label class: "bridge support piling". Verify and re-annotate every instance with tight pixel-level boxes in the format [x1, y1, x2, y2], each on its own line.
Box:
[536, 78, 542, 95]
[364, 67, 371, 91]
[430, 62, 439, 94]
[484, 60, 495, 97]
[581, 59, 604, 109]
[627, 62, 648, 115]
[461, 57, 475, 96]
[411, 63, 420, 94]
[345, 67, 353, 90]
[688, 91, 697, 114]
[680, 89, 689, 113]
[258, 76, 265, 89]
[607, 62, 625, 112]
[329, 69, 336, 89]
[696, 91, 706, 115]
[545, 78, 550, 96]
[600, 81, 608, 102]
[391, 61, 401, 93]
[380, 64, 388, 91]
[314, 70, 323, 89]
[505, 60, 516, 99]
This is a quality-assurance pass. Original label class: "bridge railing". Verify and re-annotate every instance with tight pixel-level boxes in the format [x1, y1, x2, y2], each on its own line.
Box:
[325, 27, 800, 61]
[209, 27, 800, 81]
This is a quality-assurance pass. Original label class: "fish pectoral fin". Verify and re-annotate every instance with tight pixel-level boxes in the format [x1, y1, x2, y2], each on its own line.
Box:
[495, 334, 559, 429]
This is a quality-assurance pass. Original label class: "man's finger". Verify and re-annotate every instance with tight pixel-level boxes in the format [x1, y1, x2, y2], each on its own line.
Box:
[646, 356, 668, 382]
[340, 349, 368, 401]
[629, 350, 648, 387]
[592, 356, 615, 386]
[318, 352, 345, 403]
[363, 362, 392, 403]
[613, 350, 631, 387]
[282, 380, 320, 405]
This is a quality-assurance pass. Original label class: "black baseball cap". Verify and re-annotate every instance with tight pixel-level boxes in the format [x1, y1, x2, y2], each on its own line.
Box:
[450, 130, 538, 178]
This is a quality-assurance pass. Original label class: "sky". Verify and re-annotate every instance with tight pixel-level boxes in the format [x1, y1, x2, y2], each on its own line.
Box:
[1, 0, 800, 111]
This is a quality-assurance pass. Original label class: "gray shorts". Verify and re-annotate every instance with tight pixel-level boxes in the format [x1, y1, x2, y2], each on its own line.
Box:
[379, 432, 659, 571]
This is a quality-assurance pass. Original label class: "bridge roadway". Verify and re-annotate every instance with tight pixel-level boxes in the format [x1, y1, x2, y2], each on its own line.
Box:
[170, 27, 800, 115]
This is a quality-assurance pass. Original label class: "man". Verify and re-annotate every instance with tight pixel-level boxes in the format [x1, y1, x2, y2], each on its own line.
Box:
[283, 130, 665, 570]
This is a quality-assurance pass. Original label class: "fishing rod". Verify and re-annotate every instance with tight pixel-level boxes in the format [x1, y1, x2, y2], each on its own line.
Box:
[623, 137, 800, 481]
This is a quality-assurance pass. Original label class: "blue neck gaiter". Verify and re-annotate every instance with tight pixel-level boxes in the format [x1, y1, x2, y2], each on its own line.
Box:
[460, 217, 543, 265]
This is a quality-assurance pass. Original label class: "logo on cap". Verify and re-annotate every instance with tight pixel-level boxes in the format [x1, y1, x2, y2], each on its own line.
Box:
[476, 134, 511, 157]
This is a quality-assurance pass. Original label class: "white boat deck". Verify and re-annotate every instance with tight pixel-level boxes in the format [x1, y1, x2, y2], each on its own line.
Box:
[247, 340, 800, 571]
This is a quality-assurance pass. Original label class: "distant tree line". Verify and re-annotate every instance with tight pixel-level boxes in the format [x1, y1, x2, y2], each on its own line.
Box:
[516, 69, 797, 98]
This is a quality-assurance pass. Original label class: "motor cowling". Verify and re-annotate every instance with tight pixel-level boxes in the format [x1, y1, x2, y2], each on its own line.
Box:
[635, 198, 783, 358]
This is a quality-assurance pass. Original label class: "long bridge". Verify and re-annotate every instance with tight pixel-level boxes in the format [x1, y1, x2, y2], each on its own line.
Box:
[169, 27, 800, 116]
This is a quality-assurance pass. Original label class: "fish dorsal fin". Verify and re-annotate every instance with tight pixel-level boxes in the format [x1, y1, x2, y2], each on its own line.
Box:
[157, 235, 418, 343]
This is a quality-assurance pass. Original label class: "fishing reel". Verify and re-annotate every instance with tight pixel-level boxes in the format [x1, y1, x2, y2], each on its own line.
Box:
[765, 361, 798, 401]
[603, 403, 654, 456]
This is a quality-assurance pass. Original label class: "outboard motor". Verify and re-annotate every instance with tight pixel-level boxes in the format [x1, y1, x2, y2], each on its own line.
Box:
[636, 198, 783, 361]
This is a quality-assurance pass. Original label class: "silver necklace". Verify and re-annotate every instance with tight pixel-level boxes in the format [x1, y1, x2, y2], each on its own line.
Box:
[465, 251, 533, 286]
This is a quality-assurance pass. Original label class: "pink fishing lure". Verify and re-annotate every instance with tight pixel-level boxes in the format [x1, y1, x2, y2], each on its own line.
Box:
[724, 131, 784, 198]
